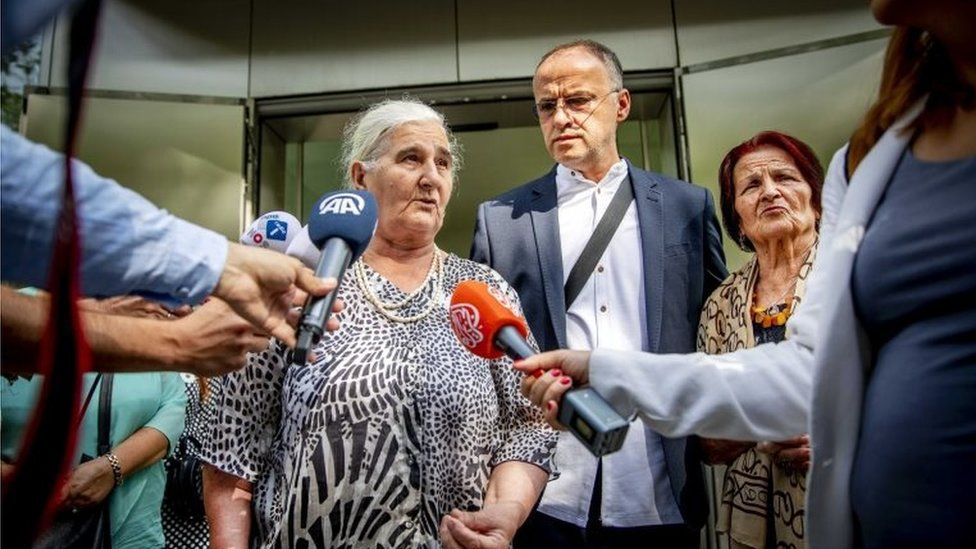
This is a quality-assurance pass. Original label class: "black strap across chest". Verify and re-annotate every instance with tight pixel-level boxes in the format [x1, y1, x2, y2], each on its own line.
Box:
[563, 174, 635, 309]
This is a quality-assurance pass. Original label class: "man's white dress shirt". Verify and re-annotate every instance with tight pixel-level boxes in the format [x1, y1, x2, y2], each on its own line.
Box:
[536, 159, 683, 528]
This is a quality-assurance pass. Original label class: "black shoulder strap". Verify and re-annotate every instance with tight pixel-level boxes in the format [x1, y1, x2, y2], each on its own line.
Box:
[76, 374, 101, 429]
[563, 175, 635, 309]
[97, 374, 114, 456]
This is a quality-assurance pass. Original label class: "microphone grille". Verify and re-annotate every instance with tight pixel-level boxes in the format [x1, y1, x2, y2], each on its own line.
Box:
[307, 190, 378, 261]
[240, 211, 301, 253]
[449, 280, 527, 359]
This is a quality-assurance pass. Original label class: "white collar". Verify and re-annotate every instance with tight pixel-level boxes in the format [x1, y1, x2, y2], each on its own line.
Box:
[555, 159, 629, 197]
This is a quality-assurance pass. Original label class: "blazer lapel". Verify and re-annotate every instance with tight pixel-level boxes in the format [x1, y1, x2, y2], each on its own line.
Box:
[629, 161, 663, 352]
[529, 170, 568, 348]
[815, 101, 922, 380]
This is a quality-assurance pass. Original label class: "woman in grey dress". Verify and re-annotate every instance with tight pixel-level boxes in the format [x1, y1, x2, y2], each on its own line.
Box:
[202, 98, 557, 548]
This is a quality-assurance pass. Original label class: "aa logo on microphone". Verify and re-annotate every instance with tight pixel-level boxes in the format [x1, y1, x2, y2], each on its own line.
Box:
[449, 303, 483, 350]
[320, 193, 366, 216]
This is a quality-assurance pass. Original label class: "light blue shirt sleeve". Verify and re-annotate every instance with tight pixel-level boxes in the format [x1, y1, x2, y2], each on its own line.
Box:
[144, 372, 188, 458]
[1, 125, 228, 304]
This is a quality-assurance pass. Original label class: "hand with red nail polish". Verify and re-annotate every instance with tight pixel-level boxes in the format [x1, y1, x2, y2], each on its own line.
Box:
[517, 352, 589, 430]
[514, 350, 590, 386]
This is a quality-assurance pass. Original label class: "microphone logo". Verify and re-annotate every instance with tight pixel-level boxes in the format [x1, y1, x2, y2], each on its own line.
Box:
[487, 285, 518, 316]
[320, 193, 366, 216]
[266, 219, 288, 241]
[449, 303, 483, 350]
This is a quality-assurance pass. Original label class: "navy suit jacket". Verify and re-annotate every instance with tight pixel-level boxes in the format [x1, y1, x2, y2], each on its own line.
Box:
[469, 160, 727, 527]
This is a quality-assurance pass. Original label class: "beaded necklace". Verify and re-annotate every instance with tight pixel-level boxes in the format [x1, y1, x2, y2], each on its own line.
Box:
[751, 243, 814, 328]
[752, 296, 794, 328]
[354, 249, 444, 324]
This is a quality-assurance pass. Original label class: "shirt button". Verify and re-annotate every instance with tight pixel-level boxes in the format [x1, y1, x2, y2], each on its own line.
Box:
[404, 520, 414, 529]
[600, 305, 608, 313]
[597, 265, 605, 273]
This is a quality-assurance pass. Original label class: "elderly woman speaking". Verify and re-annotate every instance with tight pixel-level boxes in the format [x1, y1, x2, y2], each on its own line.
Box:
[698, 131, 822, 549]
[201, 99, 556, 548]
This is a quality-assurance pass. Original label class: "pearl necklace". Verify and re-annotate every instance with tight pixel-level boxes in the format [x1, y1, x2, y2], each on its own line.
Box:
[354, 249, 444, 324]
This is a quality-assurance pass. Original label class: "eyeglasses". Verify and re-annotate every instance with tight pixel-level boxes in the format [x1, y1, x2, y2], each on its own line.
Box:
[532, 89, 620, 121]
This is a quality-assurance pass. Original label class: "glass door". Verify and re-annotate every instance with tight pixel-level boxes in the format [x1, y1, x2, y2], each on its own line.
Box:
[255, 79, 678, 257]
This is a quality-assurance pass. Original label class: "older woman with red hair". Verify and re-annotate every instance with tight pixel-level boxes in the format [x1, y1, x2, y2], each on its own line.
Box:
[697, 131, 823, 549]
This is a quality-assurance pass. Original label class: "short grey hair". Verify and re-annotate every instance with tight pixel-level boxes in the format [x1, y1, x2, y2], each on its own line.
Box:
[340, 98, 462, 188]
[536, 39, 624, 91]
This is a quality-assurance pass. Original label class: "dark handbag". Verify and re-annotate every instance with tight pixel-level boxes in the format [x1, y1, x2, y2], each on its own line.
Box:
[34, 374, 114, 549]
[163, 433, 205, 518]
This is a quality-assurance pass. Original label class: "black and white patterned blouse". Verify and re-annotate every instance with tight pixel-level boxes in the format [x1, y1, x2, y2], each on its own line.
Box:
[163, 375, 222, 548]
[201, 253, 557, 548]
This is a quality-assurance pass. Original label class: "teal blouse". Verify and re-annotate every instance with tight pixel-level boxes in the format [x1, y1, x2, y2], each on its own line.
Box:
[2, 372, 187, 548]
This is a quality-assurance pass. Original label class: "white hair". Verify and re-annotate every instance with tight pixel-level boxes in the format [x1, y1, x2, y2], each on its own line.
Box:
[340, 98, 462, 188]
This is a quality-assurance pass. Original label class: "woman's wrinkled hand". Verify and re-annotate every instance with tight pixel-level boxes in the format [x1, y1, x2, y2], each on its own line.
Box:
[757, 434, 811, 473]
[439, 502, 523, 549]
[62, 457, 115, 510]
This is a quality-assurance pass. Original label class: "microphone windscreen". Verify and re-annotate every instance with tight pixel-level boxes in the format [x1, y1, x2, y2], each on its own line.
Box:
[285, 225, 320, 269]
[450, 280, 528, 359]
[307, 190, 377, 261]
[240, 211, 301, 253]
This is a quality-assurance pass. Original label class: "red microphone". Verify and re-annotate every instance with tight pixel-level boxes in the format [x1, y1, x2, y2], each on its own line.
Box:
[449, 280, 537, 366]
[450, 280, 629, 456]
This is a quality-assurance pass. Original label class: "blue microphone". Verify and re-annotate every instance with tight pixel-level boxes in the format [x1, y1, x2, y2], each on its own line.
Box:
[292, 190, 377, 365]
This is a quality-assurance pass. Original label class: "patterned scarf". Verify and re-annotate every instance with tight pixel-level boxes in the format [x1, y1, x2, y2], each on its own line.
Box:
[696, 244, 817, 549]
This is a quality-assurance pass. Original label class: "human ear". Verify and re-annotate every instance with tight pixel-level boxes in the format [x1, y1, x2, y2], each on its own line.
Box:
[350, 161, 368, 190]
[616, 88, 632, 122]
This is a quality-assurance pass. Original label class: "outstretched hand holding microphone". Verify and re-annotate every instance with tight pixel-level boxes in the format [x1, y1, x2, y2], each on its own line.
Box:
[291, 189, 378, 365]
[513, 350, 595, 406]
[449, 280, 629, 457]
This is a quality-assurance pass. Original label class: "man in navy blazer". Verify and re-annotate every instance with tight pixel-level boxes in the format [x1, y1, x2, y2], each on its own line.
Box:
[469, 40, 726, 547]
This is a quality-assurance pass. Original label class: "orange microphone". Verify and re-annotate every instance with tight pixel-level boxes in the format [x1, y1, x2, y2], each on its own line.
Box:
[450, 280, 629, 456]
[449, 280, 537, 362]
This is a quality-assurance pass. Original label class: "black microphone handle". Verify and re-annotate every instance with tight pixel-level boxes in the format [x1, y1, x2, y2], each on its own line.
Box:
[292, 237, 353, 364]
[494, 325, 536, 361]
[494, 322, 629, 456]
